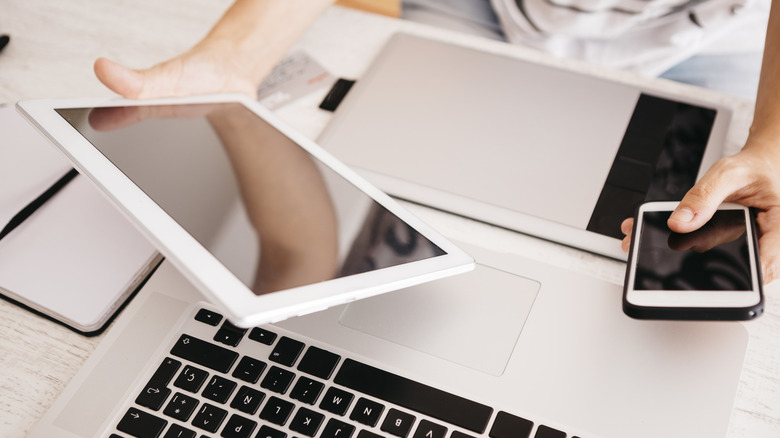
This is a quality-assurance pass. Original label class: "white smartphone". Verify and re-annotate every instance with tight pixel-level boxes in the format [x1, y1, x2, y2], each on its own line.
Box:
[623, 201, 763, 320]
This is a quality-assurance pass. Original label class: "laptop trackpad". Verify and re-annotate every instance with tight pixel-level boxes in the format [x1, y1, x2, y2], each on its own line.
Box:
[339, 264, 539, 376]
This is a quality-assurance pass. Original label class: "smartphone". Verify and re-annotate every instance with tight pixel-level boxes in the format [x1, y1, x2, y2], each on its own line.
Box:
[623, 201, 764, 320]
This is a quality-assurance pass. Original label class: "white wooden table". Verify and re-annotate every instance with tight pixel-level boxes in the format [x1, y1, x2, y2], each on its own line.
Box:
[1, 2, 778, 437]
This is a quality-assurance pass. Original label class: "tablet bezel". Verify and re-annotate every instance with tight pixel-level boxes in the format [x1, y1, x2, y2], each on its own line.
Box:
[17, 94, 474, 327]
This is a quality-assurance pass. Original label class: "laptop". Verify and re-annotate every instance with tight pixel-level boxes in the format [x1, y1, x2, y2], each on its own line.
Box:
[317, 33, 733, 260]
[22, 95, 748, 437]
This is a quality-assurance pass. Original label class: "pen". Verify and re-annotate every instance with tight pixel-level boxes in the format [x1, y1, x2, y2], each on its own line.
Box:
[0, 168, 78, 241]
[0, 35, 9, 54]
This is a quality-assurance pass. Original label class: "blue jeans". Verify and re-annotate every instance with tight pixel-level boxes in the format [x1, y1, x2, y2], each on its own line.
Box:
[401, 0, 762, 100]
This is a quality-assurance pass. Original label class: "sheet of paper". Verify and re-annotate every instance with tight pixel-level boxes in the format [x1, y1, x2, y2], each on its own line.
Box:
[257, 52, 336, 110]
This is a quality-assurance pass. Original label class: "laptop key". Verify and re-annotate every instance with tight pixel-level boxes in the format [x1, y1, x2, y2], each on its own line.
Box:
[149, 358, 182, 387]
[289, 407, 325, 437]
[163, 423, 196, 438]
[191, 403, 228, 433]
[290, 376, 325, 405]
[231, 356, 266, 383]
[297, 346, 341, 379]
[489, 411, 533, 438]
[194, 308, 222, 326]
[451, 431, 476, 438]
[413, 420, 447, 438]
[170, 334, 239, 374]
[230, 385, 265, 415]
[221, 413, 258, 438]
[163, 392, 199, 422]
[534, 425, 566, 438]
[321, 418, 356, 438]
[356, 430, 384, 438]
[349, 397, 384, 427]
[173, 365, 209, 393]
[202, 375, 237, 404]
[269, 336, 305, 366]
[259, 396, 295, 425]
[260, 366, 296, 394]
[213, 321, 248, 347]
[320, 387, 355, 416]
[135, 383, 171, 411]
[249, 327, 277, 345]
[116, 407, 167, 438]
[256, 425, 287, 438]
[381, 408, 415, 438]
[136, 357, 181, 409]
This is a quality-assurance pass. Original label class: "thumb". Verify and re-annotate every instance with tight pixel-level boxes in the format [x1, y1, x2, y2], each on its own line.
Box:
[668, 165, 740, 233]
[94, 57, 144, 99]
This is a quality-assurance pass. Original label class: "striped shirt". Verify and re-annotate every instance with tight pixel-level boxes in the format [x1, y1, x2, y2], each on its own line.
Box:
[491, 0, 768, 74]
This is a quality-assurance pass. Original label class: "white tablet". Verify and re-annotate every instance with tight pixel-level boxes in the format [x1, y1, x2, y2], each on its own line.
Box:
[17, 94, 473, 327]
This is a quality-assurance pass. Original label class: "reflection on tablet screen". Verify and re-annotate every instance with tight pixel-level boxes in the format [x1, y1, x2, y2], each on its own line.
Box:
[56, 103, 445, 296]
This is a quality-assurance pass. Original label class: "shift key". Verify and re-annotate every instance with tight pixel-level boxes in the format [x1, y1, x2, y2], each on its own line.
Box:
[170, 334, 239, 374]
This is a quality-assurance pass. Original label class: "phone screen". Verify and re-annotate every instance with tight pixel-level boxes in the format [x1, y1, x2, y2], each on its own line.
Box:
[634, 210, 753, 291]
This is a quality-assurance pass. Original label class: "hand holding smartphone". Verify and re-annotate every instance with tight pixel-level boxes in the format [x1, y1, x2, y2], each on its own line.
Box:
[623, 201, 764, 320]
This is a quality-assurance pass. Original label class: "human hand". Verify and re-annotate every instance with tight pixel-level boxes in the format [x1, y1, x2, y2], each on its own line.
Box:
[94, 40, 259, 99]
[93, 0, 333, 100]
[621, 142, 780, 283]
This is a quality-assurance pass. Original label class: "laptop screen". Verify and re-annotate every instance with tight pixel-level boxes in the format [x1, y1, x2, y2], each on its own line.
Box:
[56, 103, 445, 296]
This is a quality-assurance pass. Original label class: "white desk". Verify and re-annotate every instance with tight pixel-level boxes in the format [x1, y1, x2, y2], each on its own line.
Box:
[1, 2, 778, 437]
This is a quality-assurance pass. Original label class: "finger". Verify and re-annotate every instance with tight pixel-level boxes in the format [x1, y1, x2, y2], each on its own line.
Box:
[94, 58, 144, 99]
[620, 218, 634, 252]
[756, 208, 780, 284]
[621, 235, 632, 252]
[620, 218, 634, 235]
[668, 160, 747, 233]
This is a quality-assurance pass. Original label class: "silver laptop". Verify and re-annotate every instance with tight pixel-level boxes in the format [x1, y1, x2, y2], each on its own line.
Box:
[318, 33, 732, 260]
[25, 101, 748, 437]
[30, 243, 748, 438]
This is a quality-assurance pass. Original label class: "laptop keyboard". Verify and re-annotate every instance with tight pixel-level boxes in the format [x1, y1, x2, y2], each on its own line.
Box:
[109, 305, 577, 438]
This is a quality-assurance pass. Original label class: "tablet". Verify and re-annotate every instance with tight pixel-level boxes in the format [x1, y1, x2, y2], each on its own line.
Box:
[17, 94, 473, 327]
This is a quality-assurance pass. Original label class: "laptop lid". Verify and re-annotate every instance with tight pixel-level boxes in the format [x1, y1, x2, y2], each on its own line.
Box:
[16, 94, 473, 327]
[318, 32, 732, 260]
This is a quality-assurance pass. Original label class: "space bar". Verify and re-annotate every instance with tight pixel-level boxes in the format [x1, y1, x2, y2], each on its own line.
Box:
[334, 359, 493, 434]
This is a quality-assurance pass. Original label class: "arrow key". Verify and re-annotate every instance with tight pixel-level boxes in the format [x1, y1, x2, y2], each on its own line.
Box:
[117, 407, 167, 438]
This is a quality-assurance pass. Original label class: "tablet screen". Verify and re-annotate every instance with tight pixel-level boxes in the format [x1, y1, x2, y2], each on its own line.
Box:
[56, 103, 445, 296]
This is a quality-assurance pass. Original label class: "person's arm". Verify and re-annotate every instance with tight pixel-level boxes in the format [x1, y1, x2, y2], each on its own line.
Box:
[94, 0, 334, 98]
[622, 0, 780, 283]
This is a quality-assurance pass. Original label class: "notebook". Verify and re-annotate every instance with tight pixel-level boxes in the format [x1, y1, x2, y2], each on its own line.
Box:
[0, 105, 160, 334]
[317, 33, 733, 260]
[23, 95, 749, 437]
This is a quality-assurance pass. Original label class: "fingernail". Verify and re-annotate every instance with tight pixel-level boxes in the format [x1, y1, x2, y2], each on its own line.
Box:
[670, 208, 695, 223]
